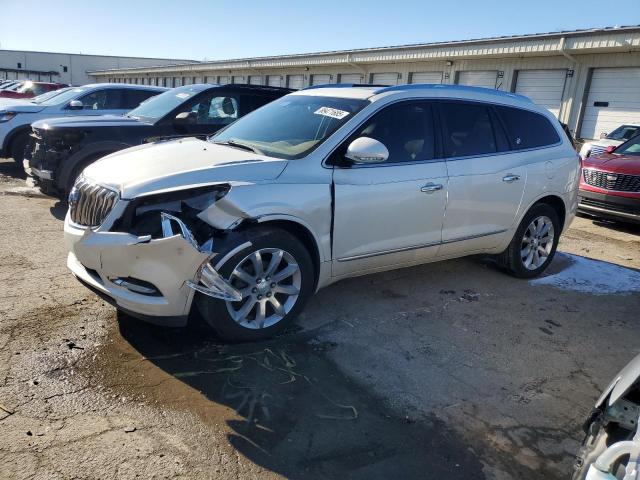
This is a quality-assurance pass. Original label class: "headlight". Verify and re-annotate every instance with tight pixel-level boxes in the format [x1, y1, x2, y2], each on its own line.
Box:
[113, 184, 230, 239]
[0, 111, 17, 123]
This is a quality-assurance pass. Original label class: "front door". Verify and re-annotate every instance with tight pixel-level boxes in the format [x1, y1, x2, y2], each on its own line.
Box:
[331, 101, 448, 277]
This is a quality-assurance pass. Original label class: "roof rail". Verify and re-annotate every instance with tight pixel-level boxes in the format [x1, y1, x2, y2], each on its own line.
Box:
[372, 83, 532, 101]
[302, 83, 386, 90]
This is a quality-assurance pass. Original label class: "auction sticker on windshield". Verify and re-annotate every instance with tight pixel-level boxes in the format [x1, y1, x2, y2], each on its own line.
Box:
[314, 107, 350, 120]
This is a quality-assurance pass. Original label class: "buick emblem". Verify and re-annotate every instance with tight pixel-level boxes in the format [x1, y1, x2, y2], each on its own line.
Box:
[68, 186, 80, 207]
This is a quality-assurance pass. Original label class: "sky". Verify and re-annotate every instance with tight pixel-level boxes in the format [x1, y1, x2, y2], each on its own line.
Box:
[0, 0, 639, 61]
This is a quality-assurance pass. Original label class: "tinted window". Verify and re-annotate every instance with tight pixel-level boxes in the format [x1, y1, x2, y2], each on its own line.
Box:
[607, 125, 639, 141]
[126, 85, 206, 122]
[78, 89, 125, 110]
[495, 105, 560, 149]
[350, 102, 435, 163]
[123, 89, 159, 109]
[440, 102, 496, 157]
[184, 94, 240, 126]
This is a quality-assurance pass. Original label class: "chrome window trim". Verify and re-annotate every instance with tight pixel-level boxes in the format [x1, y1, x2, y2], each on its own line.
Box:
[321, 96, 564, 170]
[336, 229, 508, 262]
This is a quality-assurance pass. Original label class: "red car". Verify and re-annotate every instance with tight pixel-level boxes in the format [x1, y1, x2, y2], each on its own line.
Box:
[0, 81, 67, 99]
[579, 134, 640, 224]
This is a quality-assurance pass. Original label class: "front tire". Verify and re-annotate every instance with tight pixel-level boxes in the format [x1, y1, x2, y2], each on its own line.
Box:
[195, 226, 314, 342]
[497, 203, 560, 278]
[10, 132, 30, 164]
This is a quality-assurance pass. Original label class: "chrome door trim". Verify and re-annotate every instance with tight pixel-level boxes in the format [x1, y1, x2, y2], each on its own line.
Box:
[336, 229, 508, 262]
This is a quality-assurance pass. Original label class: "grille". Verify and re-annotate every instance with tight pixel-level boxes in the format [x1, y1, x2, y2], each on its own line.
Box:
[589, 145, 607, 157]
[583, 169, 640, 192]
[69, 179, 119, 227]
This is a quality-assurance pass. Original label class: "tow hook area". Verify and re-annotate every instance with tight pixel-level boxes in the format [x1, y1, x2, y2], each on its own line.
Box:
[160, 212, 242, 302]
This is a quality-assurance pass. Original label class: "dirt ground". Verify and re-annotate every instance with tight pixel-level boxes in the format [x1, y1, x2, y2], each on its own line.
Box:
[1, 157, 639, 480]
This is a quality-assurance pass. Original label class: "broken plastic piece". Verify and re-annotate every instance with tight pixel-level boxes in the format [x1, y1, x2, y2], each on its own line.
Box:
[187, 262, 242, 302]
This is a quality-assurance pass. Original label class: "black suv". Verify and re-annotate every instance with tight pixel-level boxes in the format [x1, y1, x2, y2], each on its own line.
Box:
[26, 84, 292, 197]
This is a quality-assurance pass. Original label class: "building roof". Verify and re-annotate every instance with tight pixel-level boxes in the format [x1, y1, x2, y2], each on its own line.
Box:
[88, 25, 640, 76]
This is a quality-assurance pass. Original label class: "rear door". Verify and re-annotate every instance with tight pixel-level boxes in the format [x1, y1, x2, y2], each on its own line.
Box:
[438, 101, 526, 256]
[332, 101, 448, 276]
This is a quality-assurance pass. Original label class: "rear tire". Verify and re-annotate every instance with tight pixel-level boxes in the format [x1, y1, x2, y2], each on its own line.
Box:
[496, 203, 560, 278]
[195, 226, 314, 342]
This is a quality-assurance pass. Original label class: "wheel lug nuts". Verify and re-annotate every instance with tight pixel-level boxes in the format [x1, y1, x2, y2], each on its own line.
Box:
[257, 294, 262, 300]
[252, 287, 257, 293]
[266, 292, 272, 297]
[256, 278, 262, 283]
[266, 276, 270, 281]
[270, 283, 276, 288]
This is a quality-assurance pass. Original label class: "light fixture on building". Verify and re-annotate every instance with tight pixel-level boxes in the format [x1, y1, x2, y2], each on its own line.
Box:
[446, 60, 453, 66]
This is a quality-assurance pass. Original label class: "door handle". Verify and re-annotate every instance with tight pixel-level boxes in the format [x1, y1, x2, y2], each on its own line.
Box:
[502, 174, 521, 183]
[420, 183, 443, 193]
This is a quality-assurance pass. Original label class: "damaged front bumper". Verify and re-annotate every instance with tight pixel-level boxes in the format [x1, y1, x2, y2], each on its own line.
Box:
[65, 210, 241, 327]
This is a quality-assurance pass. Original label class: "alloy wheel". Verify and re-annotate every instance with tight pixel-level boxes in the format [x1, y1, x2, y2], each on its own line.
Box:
[521, 215, 555, 270]
[225, 248, 301, 329]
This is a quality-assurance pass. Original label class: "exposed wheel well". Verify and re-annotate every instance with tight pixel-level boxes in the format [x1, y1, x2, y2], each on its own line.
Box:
[532, 195, 566, 231]
[61, 151, 116, 192]
[6, 126, 31, 156]
[256, 220, 321, 290]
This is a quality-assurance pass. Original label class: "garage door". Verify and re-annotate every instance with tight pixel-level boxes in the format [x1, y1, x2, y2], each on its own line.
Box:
[232, 76, 245, 84]
[371, 72, 399, 85]
[515, 69, 566, 118]
[217, 76, 230, 85]
[580, 68, 640, 139]
[267, 75, 282, 87]
[339, 73, 362, 84]
[457, 71, 498, 89]
[249, 76, 263, 85]
[311, 74, 331, 86]
[410, 72, 442, 84]
[287, 75, 304, 90]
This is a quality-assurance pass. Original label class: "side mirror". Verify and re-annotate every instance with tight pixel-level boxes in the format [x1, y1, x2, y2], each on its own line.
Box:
[345, 137, 389, 164]
[605, 145, 616, 154]
[174, 111, 196, 124]
[67, 100, 83, 110]
[600, 132, 608, 139]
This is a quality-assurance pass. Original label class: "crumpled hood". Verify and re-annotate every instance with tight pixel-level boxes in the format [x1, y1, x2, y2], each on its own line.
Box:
[582, 153, 640, 175]
[0, 99, 46, 113]
[83, 137, 288, 199]
[33, 114, 143, 130]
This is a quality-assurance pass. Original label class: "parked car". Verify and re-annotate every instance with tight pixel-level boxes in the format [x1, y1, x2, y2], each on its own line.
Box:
[572, 353, 640, 479]
[64, 84, 579, 341]
[0, 83, 166, 164]
[578, 134, 640, 224]
[25, 83, 292, 197]
[0, 80, 20, 90]
[0, 81, 68, 99]
[579, 124, 640, 159]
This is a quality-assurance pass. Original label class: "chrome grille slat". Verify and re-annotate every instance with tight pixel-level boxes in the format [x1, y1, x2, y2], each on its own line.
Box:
[583, 169, 640, 193]
[69, 180, 119, 227]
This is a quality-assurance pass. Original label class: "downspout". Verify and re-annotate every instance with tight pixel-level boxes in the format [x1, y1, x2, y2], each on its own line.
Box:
[559, 36, 577, 63]
[558, 36, 580, 127]
[346, 53, 367, 81]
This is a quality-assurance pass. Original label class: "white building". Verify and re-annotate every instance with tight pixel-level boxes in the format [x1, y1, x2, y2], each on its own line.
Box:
[89, 25, 640, 140]
[0, 50, 194, 86]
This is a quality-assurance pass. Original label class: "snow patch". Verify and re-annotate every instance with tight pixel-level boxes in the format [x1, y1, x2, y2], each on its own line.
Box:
[531, 253, 640, 295]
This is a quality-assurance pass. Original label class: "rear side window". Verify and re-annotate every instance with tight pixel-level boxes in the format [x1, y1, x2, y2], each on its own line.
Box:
[440, 102, 497, 157]
[494, 106, 560, 149]
[123, 89, 160, 109]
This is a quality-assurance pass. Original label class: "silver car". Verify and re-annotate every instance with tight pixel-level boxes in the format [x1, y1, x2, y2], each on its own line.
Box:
[0, 83, 166, 163]
[64, 84, 580, 341]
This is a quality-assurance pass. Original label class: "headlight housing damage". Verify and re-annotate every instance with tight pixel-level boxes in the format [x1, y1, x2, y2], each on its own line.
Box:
[114, 184, 230, 243]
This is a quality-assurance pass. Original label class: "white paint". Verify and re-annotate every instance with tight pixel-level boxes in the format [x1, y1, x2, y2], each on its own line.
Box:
[531, 253, 640, 295]
[515, 69, 567, 118]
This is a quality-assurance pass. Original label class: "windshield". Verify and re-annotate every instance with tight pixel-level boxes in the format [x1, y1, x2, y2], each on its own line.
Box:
[31, 87, 72, 104]
[211, 95, 369, 159]
[614, 135, 640, 157]
[607, 125, 639, 141]
[126, 85, 205, 122]
[38, 87, 88, 106]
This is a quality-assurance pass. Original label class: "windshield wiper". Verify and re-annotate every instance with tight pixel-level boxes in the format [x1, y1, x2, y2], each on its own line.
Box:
[213, 139, 262, 155]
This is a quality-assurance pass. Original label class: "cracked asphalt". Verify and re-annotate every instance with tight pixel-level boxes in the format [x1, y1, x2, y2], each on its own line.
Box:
[1, 157, 639, 479]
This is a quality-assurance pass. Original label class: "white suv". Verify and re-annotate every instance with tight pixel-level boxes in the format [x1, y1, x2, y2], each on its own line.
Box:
[64, 84, 580, 341]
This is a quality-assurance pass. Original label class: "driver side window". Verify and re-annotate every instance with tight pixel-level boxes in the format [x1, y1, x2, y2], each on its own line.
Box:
[339, 101, 436, 165]
[186, 94, 240, 125]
